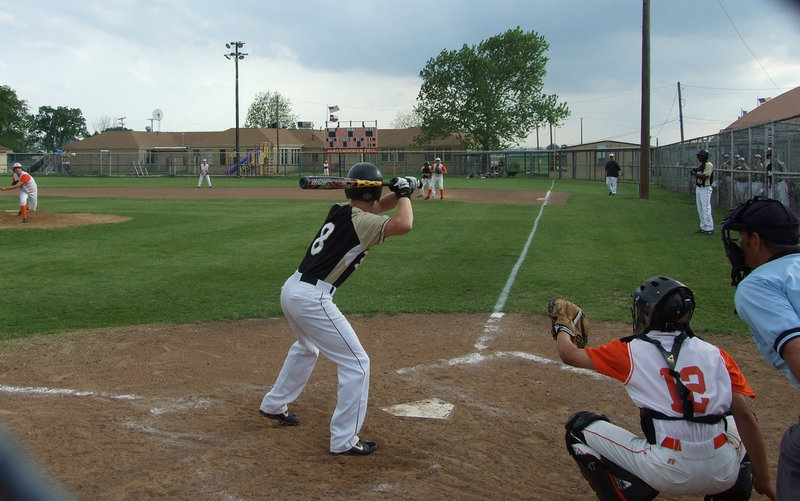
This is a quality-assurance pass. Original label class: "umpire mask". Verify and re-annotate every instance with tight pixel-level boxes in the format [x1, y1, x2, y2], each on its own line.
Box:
[721, 197, 800, 286]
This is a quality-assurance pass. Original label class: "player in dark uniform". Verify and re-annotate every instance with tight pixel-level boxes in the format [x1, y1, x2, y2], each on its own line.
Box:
[259, 162, 416, 455]
[605, 153, 622, 196]
[420, 161, 432, 198]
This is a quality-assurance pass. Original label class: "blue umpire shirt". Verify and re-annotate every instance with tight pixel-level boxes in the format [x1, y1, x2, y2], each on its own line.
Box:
[735, 253, 800, 389]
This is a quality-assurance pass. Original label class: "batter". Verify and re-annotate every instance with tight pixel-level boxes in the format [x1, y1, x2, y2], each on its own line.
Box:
[259, 162, 416, 455]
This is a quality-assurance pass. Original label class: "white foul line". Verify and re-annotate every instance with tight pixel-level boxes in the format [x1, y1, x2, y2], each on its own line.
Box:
[398, 180, 584, 376]
[474, 180, 554, 351]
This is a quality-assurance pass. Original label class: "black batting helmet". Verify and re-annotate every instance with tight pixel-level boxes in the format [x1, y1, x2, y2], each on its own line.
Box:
[344, 162, 383, 201]
[631, 276, 695, 335]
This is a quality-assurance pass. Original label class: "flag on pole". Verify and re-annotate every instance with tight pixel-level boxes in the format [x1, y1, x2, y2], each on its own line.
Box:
[329, 114, 338, 122]
[328, 105, 340, 113]
[757, 97, 772, 106]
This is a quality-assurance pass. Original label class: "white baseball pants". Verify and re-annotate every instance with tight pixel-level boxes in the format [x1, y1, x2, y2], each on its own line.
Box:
[696, 185, 713, 232]
[578, 416, 745, 495]
[261, 272, 370, 454]
[606, 176, 618, 195]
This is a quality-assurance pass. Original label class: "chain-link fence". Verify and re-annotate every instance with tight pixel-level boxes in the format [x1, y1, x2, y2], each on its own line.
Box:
[6, 117, 798, 208]
[651, 117, 800, 213]
[6, 149, 557, 180]
[545, 116, 800, 213]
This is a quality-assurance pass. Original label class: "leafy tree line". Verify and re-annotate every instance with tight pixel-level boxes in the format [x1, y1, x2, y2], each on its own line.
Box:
[0, 85, 89, 153]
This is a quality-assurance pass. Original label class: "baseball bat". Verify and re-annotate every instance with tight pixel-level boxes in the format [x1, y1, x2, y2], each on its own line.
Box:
[299, 176, 389, 190]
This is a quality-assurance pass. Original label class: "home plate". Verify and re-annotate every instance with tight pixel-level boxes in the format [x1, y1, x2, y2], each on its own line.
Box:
[382, 398, 454, 420]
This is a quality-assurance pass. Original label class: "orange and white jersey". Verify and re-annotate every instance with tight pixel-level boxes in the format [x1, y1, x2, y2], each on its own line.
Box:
[586, 331, 754, 442]
[17, 171, 37, 194]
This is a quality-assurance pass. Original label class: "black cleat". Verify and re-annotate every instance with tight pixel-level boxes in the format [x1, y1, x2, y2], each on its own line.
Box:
[332, 440, 378, 456]
[259, 409, 300, 426]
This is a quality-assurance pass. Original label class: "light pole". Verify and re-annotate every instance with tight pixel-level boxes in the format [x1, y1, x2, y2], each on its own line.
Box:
[225, 41, 247, 176]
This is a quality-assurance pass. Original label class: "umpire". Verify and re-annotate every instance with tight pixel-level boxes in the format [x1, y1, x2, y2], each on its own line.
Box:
[722, 196, 800, 498]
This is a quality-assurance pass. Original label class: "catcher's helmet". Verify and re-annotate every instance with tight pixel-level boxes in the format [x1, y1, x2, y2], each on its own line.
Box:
[696, 149, 710, 161]
[344, 162, 383, 201]
[631, 276, 695, 335]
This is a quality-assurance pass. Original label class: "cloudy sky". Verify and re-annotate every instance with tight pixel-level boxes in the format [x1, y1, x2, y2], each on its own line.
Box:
[2, 0, 799, 148]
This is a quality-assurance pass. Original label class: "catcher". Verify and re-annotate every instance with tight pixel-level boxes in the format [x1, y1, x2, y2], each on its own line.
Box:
[547, 277, 775, 500]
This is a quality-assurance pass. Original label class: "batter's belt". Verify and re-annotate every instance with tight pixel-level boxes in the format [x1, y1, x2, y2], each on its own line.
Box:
[297, 271, 337, 295]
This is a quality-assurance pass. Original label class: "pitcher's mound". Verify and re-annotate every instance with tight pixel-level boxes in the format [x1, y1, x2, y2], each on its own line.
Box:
[0, 211, 130, 229]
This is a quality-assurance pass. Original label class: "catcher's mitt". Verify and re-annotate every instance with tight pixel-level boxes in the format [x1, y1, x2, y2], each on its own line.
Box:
[546, 297, 588, 348]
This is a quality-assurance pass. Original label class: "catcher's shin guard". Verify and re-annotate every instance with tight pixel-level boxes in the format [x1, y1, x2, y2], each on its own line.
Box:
[565, 412, 659, 501]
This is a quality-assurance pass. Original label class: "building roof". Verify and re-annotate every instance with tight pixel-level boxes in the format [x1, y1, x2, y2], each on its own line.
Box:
[723, 85, 800, 131]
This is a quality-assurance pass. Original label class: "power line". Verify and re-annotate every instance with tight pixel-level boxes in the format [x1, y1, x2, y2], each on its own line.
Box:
[717, 0, 781, 91]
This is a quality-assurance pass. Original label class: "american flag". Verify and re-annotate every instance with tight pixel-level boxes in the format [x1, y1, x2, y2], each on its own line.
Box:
[328, 105, 340, 113]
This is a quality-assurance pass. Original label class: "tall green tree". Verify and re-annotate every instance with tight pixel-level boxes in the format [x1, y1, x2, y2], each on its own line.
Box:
[245, 91, 299, 128]
[416, 27, 570, 150]
[0, 85, 32, 152]
[31, 105, 89, 151]
[391, 109, 423, 129]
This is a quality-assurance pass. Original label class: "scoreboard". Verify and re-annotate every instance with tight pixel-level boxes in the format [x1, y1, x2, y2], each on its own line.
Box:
[325, 121, 378, 153]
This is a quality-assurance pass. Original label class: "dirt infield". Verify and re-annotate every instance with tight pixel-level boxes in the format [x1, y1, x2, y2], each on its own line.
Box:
[0, 187, 793, 500]
[0, 315, 795, 500]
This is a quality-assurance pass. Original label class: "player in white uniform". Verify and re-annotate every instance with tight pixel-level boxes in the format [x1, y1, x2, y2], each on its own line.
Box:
[429, 157, 447, 200]
[1, 163, 38, 223]
[553, 276, 775, 500]
[259, 162, 416, 455]
[197, 159, 212, 188]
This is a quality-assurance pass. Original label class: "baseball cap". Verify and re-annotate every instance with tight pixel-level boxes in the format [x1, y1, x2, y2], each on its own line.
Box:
[435, 157, 441, 161]
[724, 197, 800, 244]
[12, 162, 22, 168]
[609, 153, 615, 157]
[755, 154, 762, 159]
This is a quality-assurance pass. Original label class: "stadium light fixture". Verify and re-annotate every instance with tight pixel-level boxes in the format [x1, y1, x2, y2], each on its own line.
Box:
[224, 41, 248, 176]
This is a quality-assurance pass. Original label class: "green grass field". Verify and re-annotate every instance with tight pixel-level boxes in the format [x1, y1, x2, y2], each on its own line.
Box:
[0, 176, 744, 340]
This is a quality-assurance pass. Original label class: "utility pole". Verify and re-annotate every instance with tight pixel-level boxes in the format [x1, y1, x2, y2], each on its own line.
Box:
[639, 0, 650, 200]
[225, 41, 248, 177]
[276, 95, 280, 174]
[677, 81, 685, 143]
